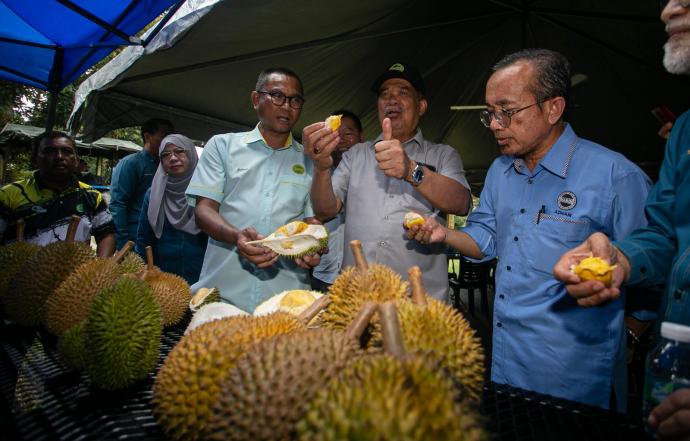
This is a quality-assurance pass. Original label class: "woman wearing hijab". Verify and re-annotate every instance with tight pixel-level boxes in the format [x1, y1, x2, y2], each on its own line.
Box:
[135, 134, 207, 285]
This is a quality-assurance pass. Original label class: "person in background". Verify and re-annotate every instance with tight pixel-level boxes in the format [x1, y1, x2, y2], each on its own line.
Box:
[186, 67, 320, 313]
[310, 109, 363, 292]
[554, 0, 690, 436]
[408, 48, 651, 411]
[135, 134, 207, 285]
[0, 131, 115, 257]
[78, 158, 102, 186]
[110, 118, 174, 250]
[303, 62, 472, 301]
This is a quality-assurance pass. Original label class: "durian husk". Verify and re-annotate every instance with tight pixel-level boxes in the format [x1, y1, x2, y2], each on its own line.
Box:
[205, 328, 364, 441]
[5, 240, 94, 326]
[57, 321, 87, 369]
[321, 264, 408, 348]
[296, 354, 487, 441]
[118, 251, 146, 274]
[0, 242, 40, 314]
[44, 242, 139, 336]
[189, 287, 221, 312]
[83, 276, 162, 390]
[142, 270, 191, 327]
[152, 312, 306, 441]
[396, 297, 485, 401]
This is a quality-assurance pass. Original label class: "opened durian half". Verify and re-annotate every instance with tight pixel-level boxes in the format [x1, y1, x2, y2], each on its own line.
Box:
[246, 221, 328, 258]
[254, 289, 324, 316]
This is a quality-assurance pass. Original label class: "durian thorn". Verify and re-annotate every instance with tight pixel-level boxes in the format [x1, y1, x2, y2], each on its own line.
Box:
[379, 301, 406, 359]
[145, 246, 155, 270]
[112, 241, 134, 263]
[65, 215, 81, 242]
[345, 302, 377, 342]
[350, 240, 368, 271]
[298, 294, 331, 325]
[408, 266, 428, 306]
[15, 218, 26, 242]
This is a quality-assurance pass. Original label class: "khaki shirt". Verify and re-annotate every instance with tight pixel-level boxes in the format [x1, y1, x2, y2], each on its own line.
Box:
[332, 129, 470, 301]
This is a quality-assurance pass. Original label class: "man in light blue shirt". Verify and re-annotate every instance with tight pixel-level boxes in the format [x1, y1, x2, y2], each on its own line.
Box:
[408, 49, 651, 411]
[186, 67, 320, 313]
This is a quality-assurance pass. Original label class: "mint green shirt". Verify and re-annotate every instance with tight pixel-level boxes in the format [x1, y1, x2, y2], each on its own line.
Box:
[186, 125, 314, 312]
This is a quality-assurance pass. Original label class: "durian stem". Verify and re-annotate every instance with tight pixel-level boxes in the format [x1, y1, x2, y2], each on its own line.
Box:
[298, 295, 331, 325]
[145, 246, 154, 270]
[379, 301, 405, 358]
[15, 219, 25, 242]
[408, 266, 428, 306]
[112, 241, 134, 263]
[350, 240, 368, 271]
[65, 215, 81, 242]
[345, 302, 377, 341]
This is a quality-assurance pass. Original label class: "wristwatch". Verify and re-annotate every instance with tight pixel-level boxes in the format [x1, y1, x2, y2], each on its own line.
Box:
[410, 162, 424, 186]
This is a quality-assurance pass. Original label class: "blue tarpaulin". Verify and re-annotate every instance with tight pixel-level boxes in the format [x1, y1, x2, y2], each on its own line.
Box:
[0, 0, 182, 92]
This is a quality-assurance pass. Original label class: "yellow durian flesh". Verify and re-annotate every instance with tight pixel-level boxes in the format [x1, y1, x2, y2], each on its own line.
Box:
[325, 114, 342, 132]
[402, 211, 425, 229]
[572, 256, 616, 287]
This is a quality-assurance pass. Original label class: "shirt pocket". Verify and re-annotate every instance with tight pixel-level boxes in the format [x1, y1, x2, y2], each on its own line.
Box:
[274, 172, 311, 216]
[525, 214, 591, 275]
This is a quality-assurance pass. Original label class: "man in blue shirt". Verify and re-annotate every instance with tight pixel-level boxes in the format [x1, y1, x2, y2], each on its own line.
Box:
[109, 118, 174, 250]
[186, 67, 320, 313]
[408, 48, 651, 410]
[554, 0, 690, 435]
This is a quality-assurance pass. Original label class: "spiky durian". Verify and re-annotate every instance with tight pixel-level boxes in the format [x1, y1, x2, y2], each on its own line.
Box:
[44, 242, 139, 336]
[5, 217, 94, 326]
[321, 241, 408, 347]
[118, 251, 146, 274]
[396, 266, 485, 401]
[296, 354, 486, 441]
[57, 321, 87, 369]
[246, 221, 328, 258]
[0, 220, 40, 314]
[204, 328, 364, 441]
[189, 287, 221, 312]
[152, 312, 306, 441]
[83, 276, 162, 390]
[138, 246, 191, 327]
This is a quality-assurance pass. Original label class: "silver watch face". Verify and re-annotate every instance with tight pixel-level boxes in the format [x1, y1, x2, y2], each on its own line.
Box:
[412, 165, 424, 183]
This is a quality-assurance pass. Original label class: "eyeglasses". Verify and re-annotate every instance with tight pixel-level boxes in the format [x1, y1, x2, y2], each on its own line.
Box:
[480, 101, 546, 129]
[160, 147, 187, 161]
[256, 90, 305, 109]
[661, 0, 690, 10]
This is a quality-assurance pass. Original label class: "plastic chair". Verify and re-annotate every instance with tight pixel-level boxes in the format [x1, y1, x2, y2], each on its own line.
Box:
[458, 257, 494, 318]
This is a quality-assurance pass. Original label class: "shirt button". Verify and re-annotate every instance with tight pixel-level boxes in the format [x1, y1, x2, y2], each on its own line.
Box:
[513, 236, 518, 241]
[499, 294, 505, 300]
[674, 289, 682, 301]
[520, 208, 525, 214]
[389, 195, 394, 199]
[497, 322, 503, 328]
[527, 179, 533, 184]
[384, 215, 389, 220]
[265, 192, 270, 197]
[379, 241, 387, 247]
[506, 265, 511, 271]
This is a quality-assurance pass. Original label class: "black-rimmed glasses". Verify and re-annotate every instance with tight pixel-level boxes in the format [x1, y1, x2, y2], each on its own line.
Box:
[480, 101, 546, 129]
[256, 90, 305, 109]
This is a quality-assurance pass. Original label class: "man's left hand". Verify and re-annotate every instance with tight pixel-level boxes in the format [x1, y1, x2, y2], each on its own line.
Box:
[295, 252, 321, 269]
[648, 389, 690, 440]
[374, 117, 412, 180]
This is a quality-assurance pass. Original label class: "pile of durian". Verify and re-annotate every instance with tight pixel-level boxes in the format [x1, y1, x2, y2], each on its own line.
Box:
[152, 239, 487, 441]
[0, 216, 193, 391]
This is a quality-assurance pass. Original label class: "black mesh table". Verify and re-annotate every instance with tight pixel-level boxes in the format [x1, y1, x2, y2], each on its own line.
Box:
[0, 320, 651, 441]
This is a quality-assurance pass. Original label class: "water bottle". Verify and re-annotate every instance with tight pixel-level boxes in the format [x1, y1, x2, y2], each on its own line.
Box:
[642, 322, 690, 434]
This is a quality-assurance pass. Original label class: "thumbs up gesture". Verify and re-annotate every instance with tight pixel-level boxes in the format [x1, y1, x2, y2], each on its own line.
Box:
[374, 117, 413, 180]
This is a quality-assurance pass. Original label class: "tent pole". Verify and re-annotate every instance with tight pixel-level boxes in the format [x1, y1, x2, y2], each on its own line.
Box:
[45, 90, 58, 132]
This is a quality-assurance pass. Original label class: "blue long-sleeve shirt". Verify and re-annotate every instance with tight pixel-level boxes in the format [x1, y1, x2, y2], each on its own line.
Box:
[135, 188, 208, 285]
[110, 150, 158, 250]
[462, 124, 651, 410]
[616, 109, 690, 327]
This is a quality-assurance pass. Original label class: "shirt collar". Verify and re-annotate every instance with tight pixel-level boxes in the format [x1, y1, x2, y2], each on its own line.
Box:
[506, 123, 579, 178]
[244, 124, 299, 151]
[373, 128, 423, 147]
[34, 170, 80, 191]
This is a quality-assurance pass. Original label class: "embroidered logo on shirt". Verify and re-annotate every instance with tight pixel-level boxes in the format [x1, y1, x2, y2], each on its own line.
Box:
[557, 191, 577, 210]
[75, 203, 84, 213]
[292, 164, 305, 175]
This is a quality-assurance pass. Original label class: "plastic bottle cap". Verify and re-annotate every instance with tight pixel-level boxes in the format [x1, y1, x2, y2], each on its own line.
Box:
[660, 322, 690, 343]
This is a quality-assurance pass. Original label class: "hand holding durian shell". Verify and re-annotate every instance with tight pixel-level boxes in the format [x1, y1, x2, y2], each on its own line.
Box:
[237, 227, 279, 268]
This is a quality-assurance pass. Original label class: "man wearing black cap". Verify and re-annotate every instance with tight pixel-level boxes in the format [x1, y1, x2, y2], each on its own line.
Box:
[303, 62, 472, 301]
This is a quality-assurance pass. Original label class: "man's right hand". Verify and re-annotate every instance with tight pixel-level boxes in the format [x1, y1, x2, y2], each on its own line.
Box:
[303, 121, 340, 171]
[406, 216, 446, 245]
[552, 232, 629, 307]
[236, 227, 279, 268]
